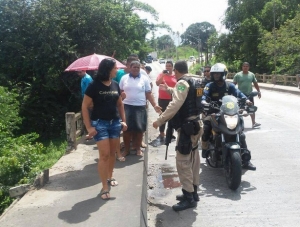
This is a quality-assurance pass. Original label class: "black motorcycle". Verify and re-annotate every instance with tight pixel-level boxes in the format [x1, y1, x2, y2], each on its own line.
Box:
[203, 95, 257, 190]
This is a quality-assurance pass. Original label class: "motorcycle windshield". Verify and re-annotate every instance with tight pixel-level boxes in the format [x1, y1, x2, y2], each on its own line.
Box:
[220, 95, 239, 116]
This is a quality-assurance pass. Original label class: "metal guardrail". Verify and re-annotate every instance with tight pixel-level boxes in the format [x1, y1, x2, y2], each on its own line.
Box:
[227, 73, 300, 86]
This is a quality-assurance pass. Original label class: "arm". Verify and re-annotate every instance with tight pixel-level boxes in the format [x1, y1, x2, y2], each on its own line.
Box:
[253, 82, 261, 99]
[202, 83, 211, 103]
[156, 73, 165, 86]
[82, 95, 97, 136]
[116, 96, 128, 130]
[154, 81, 189, 127]
[146, 92, 161, 113]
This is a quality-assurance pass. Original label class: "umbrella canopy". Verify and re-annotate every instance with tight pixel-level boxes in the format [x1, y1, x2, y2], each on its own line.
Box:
[64, 53, 126, 72]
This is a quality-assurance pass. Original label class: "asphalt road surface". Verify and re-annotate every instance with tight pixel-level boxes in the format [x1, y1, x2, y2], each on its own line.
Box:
[146, 61, 300, 227]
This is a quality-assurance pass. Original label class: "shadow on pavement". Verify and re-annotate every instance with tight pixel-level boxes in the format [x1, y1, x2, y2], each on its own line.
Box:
[58, 195, 112, 224]
[45, 162, 99, 191]
[149, 202, 197, 227]
[199, 163, 256, 201]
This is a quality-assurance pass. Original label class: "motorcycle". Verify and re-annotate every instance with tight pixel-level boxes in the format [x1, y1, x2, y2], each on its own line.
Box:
[203, 95, 257, 190]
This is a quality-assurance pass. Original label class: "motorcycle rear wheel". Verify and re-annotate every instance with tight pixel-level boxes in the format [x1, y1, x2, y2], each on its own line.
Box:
[225, 151, 242, 190]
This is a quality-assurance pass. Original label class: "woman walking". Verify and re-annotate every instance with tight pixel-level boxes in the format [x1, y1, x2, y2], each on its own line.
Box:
[82, 58, 127, 200]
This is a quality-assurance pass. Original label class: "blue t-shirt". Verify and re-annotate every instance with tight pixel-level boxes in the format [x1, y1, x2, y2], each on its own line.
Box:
[81, 74, 93, 98]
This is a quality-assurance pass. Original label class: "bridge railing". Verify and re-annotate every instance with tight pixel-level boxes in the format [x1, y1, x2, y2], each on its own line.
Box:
[227, 73, 300, 86]
[65, 112, 85, 152]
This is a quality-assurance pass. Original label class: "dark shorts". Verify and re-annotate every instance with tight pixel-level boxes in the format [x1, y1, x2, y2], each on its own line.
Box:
[124, 104, 147, 132]
[91, 118, 121, 142]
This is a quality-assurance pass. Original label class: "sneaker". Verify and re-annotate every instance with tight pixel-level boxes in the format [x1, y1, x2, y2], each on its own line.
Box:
[242, 161, 256, 171]
[252, 122, 261, 128]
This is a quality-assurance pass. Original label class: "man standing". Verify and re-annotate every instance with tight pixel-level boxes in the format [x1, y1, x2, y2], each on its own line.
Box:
[77, 70, 93, 98]
[233, 62, 261, 128]
[153, 60, 203, 211]
[77, 70, 93, 140]
[203, 65, 211, 85]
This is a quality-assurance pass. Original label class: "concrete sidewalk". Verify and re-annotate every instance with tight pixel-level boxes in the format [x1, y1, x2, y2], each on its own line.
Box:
[0, 139, 148, 227]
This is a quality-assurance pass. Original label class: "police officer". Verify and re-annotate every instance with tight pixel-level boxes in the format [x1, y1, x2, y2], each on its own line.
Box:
[201, 63, 256, 171]
[153, 60, 203, 211]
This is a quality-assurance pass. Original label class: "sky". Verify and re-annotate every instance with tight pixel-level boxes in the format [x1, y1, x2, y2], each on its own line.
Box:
[137, 0, 229, 38]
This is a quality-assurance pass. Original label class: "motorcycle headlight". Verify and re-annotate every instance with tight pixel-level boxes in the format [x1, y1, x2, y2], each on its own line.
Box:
[224, 115, 238, 130]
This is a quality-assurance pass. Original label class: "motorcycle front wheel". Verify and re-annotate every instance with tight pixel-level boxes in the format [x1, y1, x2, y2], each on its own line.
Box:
[225, 151, 242, 190]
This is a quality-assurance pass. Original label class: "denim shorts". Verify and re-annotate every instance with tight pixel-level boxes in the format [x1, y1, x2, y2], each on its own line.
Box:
[91, 118, 121, 142]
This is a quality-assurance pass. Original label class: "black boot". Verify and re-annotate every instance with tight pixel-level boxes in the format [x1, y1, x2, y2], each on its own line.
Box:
[242, 161, 256, 171]
[172, 189, 197, 211]
[176, 185, 199, 202]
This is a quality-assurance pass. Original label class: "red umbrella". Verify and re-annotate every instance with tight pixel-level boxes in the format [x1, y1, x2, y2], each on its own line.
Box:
[64, 53, 126, 71]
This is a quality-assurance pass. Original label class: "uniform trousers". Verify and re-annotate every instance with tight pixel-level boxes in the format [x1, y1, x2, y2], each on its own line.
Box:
[176, 120, 203, 193]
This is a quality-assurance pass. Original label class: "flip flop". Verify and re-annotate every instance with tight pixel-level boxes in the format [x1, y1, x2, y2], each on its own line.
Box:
[136, 150, 144, 156]
[107, 178, 118, 186]
[117, 156, 125, 162]
[100, 189, 110, 200]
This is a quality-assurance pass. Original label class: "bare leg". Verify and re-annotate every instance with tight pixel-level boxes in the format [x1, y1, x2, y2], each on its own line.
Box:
[250, 113, 255, 125]
[122, 131, 132, 157]
[115, 137, 124, 161]
[108, 138, 118, 179]
[133, 132, 143, 156]
[96, 139, 110, 199]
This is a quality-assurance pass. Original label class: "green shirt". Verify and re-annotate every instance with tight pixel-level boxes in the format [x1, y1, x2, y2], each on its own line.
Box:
[233, 71, 257, 95]
[113, 69, 127, 84]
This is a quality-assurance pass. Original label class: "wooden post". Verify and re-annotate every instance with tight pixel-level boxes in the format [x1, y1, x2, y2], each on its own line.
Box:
[272, 74, 276, 84]
[263, 74, 266, 83]
[284, 75, 287, 86]
[65, 112, 77, 152]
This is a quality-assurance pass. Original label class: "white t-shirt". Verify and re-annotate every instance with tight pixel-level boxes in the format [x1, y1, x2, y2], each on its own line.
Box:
[119, 73, 151, 106]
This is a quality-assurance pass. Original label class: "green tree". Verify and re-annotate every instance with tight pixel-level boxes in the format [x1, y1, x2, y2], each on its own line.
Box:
[181, 22, 216, 63]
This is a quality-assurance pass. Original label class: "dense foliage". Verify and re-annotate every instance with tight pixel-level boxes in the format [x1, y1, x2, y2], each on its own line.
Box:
[214, 0, 300, 74]
[0, 0, 158, 139]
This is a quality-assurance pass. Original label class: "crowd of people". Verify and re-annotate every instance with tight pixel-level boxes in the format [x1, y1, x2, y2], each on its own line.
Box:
[78, 55, 261, 208]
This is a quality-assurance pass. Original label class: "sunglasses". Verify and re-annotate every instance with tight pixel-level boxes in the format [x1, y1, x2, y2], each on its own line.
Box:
[204, 70, 210, 72]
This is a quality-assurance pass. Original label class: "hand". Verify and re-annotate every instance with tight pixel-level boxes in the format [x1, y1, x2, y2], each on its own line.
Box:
[246, 100, 253, 105]
[121, 92, 126, 100]
[87, 127, 97, 137]
[153, 121, 159, 129]
[159, 84, 168, 91]
[121, 122, 128, 131]
[154, 105, 162, 114]
[258, 92, 261, 99]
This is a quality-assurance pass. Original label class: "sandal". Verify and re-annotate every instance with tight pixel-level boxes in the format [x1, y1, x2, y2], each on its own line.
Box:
[100, 189, 110, 200]
[117, 156, 125, 162]
[136, 150, 144, 156]
[107, 178, 118, 186]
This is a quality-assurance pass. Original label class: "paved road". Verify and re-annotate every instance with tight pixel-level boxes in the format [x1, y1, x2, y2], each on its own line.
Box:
[147, 62, 300, 227]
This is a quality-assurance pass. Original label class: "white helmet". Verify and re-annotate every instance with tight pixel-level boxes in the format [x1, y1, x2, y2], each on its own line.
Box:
[210, 63, 228, 82]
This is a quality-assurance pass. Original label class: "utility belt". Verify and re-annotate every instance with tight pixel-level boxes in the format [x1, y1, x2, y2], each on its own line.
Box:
[176, 117, 201, 155]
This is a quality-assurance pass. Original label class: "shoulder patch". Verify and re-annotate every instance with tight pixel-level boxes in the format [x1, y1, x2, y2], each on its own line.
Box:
[177, 84, 186, 92]
[204, 86, 209, 90]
